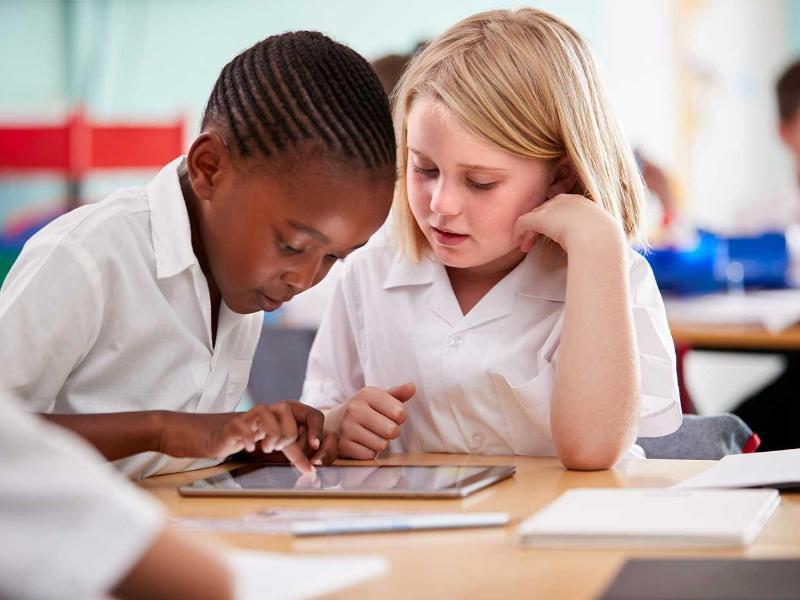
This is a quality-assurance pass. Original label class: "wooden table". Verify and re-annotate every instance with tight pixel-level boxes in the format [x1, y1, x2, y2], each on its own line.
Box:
[140, 454, 800, 599]
[670, 322, 800, 352]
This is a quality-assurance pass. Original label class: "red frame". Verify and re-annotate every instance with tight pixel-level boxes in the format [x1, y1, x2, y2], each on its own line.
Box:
[0, 111, 184, 177]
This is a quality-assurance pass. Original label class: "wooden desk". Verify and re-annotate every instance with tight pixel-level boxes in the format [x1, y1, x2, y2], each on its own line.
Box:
[140, 454, 800, 599]
[670, 322, 800, 352]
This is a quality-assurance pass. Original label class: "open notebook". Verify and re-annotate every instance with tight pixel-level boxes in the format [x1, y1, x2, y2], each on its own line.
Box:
[517, 488, 780, 547]
[674, 449, 800, 490]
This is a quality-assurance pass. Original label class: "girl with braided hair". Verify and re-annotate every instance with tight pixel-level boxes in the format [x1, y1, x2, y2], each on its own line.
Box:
[0, 31, 396, 478]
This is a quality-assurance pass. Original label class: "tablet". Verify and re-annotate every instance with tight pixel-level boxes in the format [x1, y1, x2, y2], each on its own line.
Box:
[178, 464, 516, 498]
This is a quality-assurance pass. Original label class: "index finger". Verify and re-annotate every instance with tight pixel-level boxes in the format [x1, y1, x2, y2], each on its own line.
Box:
[281, 441, 315, 475]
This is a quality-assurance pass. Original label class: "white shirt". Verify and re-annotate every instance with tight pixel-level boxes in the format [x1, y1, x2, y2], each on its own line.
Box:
[302, 242, 682, 458]
[0, 157, 263, 478]
[0, 393, 165, 600]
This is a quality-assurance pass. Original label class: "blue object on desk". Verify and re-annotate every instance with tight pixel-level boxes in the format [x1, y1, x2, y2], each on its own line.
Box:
[643, 230, 720, 295]
[643, 230, 789, 295]
[727, 231, 788, 289]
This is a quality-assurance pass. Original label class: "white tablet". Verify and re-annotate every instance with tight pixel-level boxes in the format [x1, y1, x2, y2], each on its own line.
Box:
[179, 464, 515, 498]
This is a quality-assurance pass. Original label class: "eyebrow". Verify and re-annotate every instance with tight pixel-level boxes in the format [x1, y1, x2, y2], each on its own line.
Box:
[288, 220, 331, 244]
[408, 147, 509, 173]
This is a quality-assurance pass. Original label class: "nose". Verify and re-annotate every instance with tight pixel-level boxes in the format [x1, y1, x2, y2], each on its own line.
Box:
[281, 257, 325, 293]
[429, 179, 462, 217]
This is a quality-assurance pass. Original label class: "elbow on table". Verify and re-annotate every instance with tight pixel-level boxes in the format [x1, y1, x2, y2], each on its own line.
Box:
[556, 441, 627, 471]
[551, 386, 640, 471]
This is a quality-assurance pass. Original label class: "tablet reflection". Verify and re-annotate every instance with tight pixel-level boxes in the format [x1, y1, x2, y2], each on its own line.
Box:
[206, 465, 477, 492]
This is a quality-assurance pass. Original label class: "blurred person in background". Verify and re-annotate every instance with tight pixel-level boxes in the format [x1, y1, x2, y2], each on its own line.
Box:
[731, 59, 800, 451]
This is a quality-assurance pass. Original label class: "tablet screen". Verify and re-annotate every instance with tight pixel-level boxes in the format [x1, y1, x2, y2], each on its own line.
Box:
[179, 464, 515, 498]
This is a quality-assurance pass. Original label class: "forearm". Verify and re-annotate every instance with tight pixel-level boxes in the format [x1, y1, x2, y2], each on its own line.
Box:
[40, 412, 168, 461]
[551, 231, 640, 469]
[113, 526, 234, 600]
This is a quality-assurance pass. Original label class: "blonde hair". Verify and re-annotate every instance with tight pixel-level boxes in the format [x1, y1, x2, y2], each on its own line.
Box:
[391, 8, 647, 260]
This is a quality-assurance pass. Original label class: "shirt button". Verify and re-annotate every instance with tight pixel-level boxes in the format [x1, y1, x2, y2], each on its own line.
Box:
[449, 336, 464, 348]
[469, 432, 484, 449]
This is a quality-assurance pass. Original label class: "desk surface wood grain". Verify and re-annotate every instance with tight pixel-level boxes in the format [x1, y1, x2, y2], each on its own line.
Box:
[140, 454, 800, 599]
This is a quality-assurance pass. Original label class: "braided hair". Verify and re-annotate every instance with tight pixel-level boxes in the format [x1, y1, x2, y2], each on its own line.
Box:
[202, 31, 396, 172]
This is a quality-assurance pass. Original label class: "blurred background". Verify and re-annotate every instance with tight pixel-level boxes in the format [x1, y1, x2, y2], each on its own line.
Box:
[3, 0, 800, 437]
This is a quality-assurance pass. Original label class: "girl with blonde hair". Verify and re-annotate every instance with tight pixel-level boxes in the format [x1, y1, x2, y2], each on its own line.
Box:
[301, 8, 681, 469]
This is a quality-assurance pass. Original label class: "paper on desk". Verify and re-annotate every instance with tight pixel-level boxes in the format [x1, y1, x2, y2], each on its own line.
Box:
[174, 507, 508, 536]
[674, 449, 800, 490]
[664, 289, 800, 333]
[226, 550, 387, 600]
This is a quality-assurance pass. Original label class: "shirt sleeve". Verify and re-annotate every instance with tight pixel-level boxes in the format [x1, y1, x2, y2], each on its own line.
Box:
[0, 235, 104, 411]
[492, 252, 682, 444]
[0, 394, 165, 600]
[300, 262, 364, 424]
[629, 252, 683, 437]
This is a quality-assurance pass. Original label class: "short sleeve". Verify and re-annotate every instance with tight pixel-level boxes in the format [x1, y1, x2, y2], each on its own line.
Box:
[0, 394, 165, 600]
[629, 252, 683, 437]
[0, 235, 104, 411]
[300, 262, 364, 421]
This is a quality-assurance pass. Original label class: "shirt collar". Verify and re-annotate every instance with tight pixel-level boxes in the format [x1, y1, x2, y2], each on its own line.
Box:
[514, 246, 567, 302]
[146, 156, 198, 280]
[382, 250, 437, 290]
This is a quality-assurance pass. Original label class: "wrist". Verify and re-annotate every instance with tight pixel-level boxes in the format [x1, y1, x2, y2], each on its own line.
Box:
[563, 215, 625, 256]
[149, 410, 173, 454]
[324, 403, 348, 433]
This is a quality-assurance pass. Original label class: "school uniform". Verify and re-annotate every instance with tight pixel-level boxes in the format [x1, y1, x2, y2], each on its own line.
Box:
[0, 393, 165, 600]
[0, 157, 263, 478]
[302, 242, 682, 458]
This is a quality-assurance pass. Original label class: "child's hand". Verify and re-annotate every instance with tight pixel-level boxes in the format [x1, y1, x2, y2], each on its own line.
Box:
[514, 193, 623, 254]
[234, 422, 339, 467]
[338, 383, 416, 459]
[158, 402, 326, 474]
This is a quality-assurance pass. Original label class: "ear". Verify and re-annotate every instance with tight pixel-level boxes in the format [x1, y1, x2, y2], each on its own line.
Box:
[780, 120, 791, 146]
[545, 155, 577, 200]
[185, 132, 230, 202]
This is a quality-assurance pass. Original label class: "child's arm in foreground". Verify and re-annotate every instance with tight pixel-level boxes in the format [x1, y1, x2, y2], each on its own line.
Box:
[0, 397, 234, 600]
[42, 401, 337, 473]
[516, 194, 640, 470]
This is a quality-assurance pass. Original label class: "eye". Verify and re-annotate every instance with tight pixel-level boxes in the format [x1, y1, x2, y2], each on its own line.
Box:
[413, 166, 439, 177]
[277, 239, 302, 255]
[467, 179, 497, 191]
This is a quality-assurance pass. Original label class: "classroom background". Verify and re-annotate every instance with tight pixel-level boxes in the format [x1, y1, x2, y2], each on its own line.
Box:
[3, 0, 800, 421]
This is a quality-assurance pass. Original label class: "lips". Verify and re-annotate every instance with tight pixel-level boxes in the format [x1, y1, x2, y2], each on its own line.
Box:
[258, 293, 283, 312]
[431, 225, 469, 247]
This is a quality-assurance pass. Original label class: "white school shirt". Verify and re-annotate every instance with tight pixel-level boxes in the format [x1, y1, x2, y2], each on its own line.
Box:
[0, 157, 262, 478]
[302, 242, 682, 458]
[0, 393, 165, 600]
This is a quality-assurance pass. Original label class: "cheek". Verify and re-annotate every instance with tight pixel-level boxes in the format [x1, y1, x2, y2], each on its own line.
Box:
[470, 192, 536, 244]
[222, 229, 284, 283]
[477, 205, 519, 239]
[313, 260, 337, 286]
[406, 177, 431, 219]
